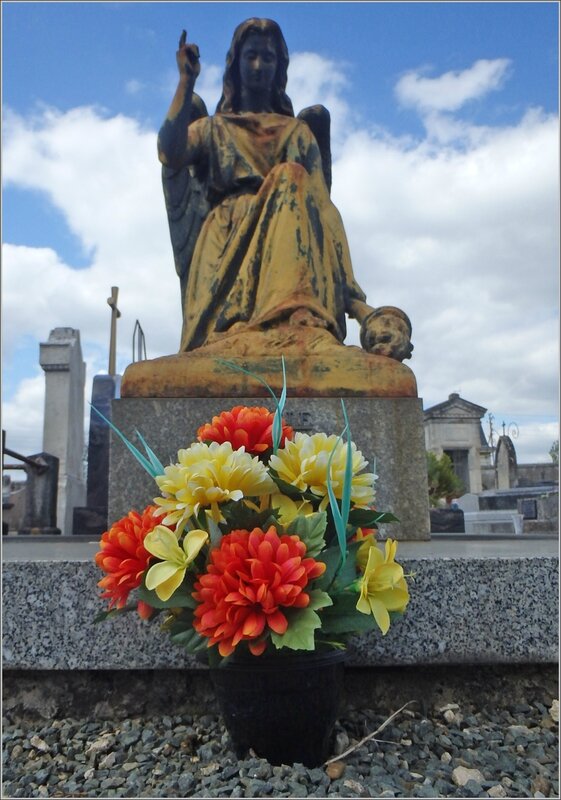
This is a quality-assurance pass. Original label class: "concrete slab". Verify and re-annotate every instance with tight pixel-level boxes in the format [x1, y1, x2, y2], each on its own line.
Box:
[2, 533, 559, 562]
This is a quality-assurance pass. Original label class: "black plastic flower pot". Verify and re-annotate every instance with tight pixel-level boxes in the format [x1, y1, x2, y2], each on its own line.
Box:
[210, 649, 347, 767]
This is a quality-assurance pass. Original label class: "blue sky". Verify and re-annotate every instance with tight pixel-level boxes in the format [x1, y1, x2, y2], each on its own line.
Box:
[2, 1, 559, 466]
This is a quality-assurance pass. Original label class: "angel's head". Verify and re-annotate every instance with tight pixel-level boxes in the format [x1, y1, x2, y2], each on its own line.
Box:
[216, 18, 294, 116]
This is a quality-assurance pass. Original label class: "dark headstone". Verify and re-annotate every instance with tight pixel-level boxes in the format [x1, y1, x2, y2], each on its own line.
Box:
[19, 452, 61, 535]
[72, 374, 120, 536]
[430, 508, 465, 533]
[479, 494, 517, 511]
[519, 498, 538, 520]
[72, 506, 109, 538]
[87, 375, 121, 507]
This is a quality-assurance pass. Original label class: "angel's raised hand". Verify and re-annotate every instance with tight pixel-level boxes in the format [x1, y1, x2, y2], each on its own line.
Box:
[176, 29, 201, 81]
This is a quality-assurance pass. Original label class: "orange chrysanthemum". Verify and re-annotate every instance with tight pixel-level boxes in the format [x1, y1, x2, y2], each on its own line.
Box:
[193, 526, 326, 657]
[95, 505, 166, 618]
[197, 406, 293, 454]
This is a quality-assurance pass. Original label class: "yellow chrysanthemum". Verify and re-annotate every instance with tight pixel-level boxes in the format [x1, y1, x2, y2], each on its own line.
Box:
[270, 493, 315, 526]
[154, 441, 276, 532]
[269, 432, 376, 510]
[144, 525, 208, 602]
[356, 538, 409, 635]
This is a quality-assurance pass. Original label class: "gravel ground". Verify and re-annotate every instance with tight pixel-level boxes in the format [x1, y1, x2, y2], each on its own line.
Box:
[2, 696, 558, 798]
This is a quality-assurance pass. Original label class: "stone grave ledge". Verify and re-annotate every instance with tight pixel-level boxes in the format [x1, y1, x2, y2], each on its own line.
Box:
[2, 537, 558, 670]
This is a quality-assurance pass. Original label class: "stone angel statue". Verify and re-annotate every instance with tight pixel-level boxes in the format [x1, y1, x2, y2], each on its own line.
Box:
[158, 18, 413, 362]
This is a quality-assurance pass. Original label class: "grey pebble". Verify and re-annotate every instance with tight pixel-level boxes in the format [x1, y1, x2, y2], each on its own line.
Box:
[2, 694, 558, 799]
[178, 772, 197, 793]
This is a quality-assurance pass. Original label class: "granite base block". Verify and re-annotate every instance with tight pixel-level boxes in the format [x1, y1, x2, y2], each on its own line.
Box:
[108, 396, 430, 541]
[2, 555, 557, 670]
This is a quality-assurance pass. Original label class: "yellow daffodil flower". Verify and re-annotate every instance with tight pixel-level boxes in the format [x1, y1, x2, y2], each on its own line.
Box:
[269, 432, 376, 509]
[355, 528, 376, 572]
[356, 538, 409, 635]
[144, 525, 208, 602]
[153, 441, 276, 533]
[270, 493, 315, 526]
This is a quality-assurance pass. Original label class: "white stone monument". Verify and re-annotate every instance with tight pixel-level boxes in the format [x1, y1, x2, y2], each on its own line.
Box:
[40, 328, 86, 535]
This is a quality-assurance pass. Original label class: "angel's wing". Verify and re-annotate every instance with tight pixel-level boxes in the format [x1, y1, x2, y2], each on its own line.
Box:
[297, 104, 332, 193]
[161, 93, 210, 306]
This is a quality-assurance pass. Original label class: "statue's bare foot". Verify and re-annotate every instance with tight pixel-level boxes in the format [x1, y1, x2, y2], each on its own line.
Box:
[289, 308, 329, 329]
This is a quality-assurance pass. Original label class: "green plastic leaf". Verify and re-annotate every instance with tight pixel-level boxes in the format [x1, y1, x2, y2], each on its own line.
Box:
[306, 589, 333, 611]
[320, 592, 379, 635]
[93, 606, 136, 623]
[89, 403, 162, 479]
[207, 646, 223, 668]
[168, 615, 208, 652]
[205, 514, 223, 548]
[316, 639, 347, 651]
[137, 574, 197, 609]
[270, 591, 332, 651]
[268, 469, 318, 502]
[315, 539, 364, 592]
[330, 540, 363, 590]
[270, 607, 323, 651]
[348, 508, 400, 528]
[285, 511, 327, 557]
[314, 545, 344, 591]
[221, 501, 281, 533]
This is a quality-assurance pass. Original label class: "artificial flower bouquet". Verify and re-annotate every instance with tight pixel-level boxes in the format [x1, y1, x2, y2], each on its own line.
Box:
[94, 367, 411, 664]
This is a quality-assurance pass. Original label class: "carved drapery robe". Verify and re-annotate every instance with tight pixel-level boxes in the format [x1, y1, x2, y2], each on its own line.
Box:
[181, 112, 366, 352]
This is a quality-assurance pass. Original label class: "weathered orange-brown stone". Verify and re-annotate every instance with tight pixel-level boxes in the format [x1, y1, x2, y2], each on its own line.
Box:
[121, 326, 417, 398]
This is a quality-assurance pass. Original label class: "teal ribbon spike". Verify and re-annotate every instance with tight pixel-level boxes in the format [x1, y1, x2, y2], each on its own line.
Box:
[216, 357, 287, 454]
[326, 400, 353, 567]
[271, 356, 287, 453]
[340, 400, 353, 530]
[89, 403, 164, 479]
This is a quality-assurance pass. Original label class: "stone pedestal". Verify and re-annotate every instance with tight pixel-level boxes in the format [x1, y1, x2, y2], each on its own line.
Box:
[108, 396, 430, 540]
[120, 331, 418, 399]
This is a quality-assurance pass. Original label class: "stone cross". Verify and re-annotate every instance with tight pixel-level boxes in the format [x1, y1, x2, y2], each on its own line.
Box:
[107, 287, 121, 375]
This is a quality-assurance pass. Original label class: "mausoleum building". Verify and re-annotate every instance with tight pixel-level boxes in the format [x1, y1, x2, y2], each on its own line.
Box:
[424, 393, 495, 494]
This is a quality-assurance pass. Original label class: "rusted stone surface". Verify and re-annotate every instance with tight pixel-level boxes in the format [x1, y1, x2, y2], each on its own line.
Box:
[121, 326, 417, 398]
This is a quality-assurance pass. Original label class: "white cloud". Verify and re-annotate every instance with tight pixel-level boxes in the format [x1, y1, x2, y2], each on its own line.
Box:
[2, 54, 559, 467]
[288, 52, 354, 149]
[1, 374, 45, 458]
[395, 58, 512, 113]
[125, 79, 146, 96]
[510, 421, 560, 465]
[330, 87, 559, 460]
[195, 62, 223, 114]
[3, 105, 182, 364]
